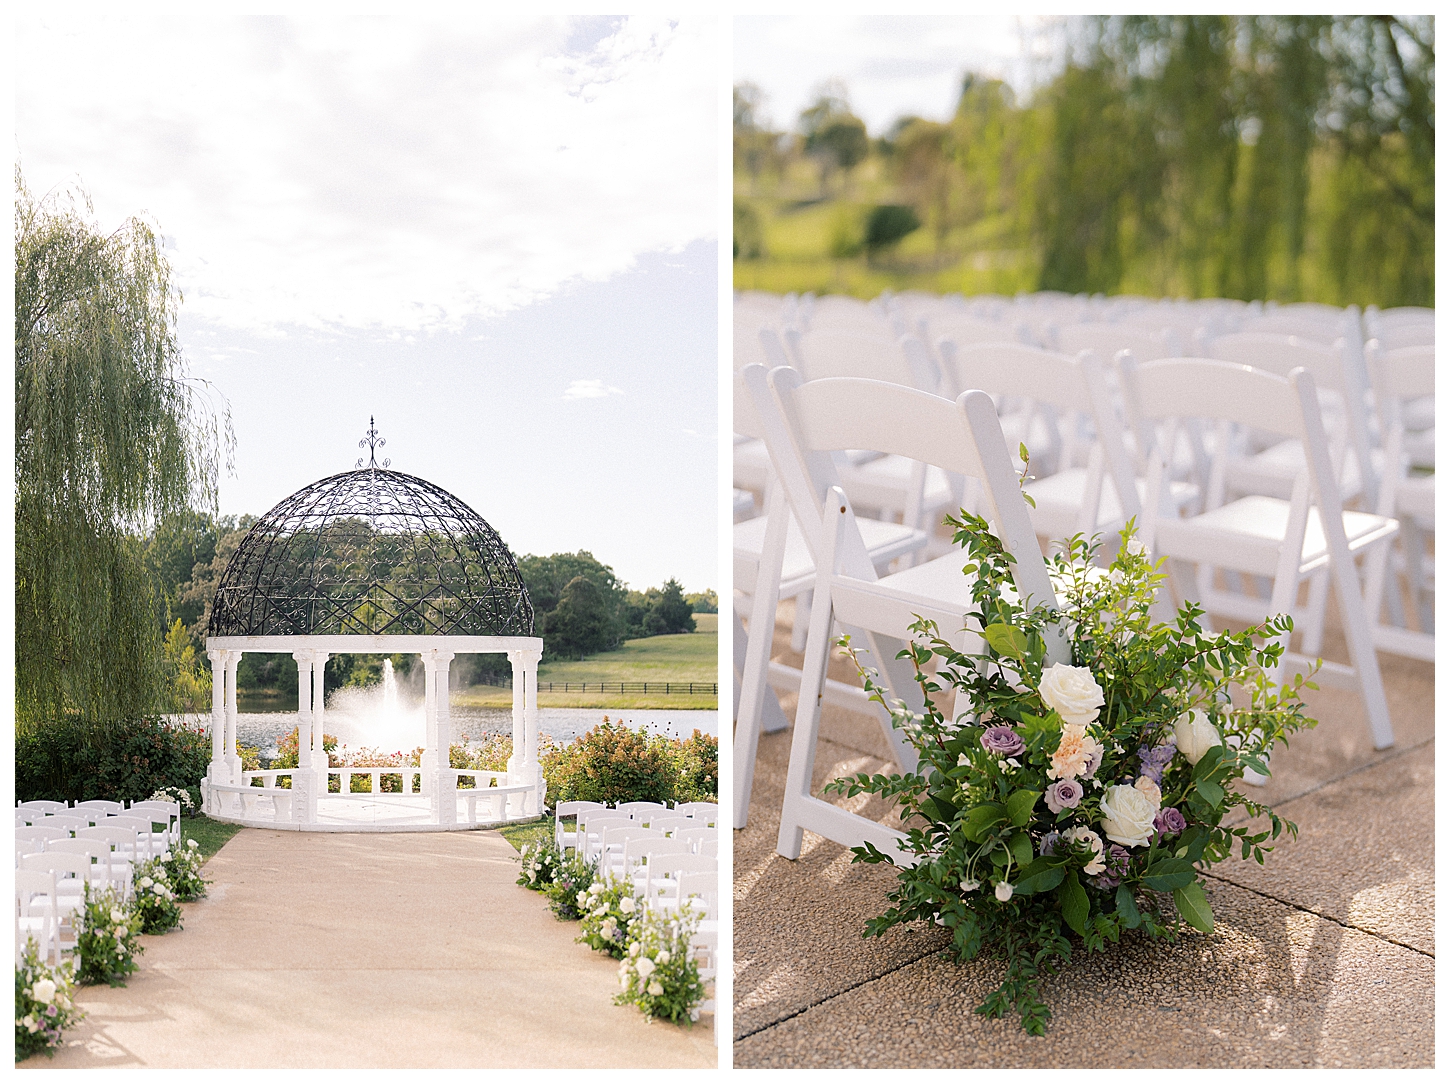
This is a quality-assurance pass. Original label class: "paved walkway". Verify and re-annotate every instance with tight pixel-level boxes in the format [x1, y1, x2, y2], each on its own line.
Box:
[24, 830, 715, 1069]
[734, 600, 1434, 1068]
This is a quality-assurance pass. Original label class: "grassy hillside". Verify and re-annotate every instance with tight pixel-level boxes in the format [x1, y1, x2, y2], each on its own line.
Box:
[455, 613, 718, 710]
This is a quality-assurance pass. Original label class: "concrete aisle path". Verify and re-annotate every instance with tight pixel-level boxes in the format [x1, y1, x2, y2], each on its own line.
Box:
[24, 829, 715, 1069]
[734, 599, 1434, 1069]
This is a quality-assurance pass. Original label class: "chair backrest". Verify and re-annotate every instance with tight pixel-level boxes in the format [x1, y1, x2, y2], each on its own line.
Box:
[622, 834, 688, 876]
[646, 851, 715, 879]
[17, 868, 59, 908]
[19, 851, 91, 884]
[614, 802, 671, 823]
[673, 870, 719, 920]
[1052, 321, 1182, 364]
[38, 815, 87, 834]
[77, 825, 138, 852]
[747, 363, 1059, 613]
[16, 825, 67, 845]
[555, 800, 607, 820]
[674, 802, 718, 824]
[18, 801, 69, 815]
[74, 800, 125, 814]
[1367, 342, 1434, 517]
[42, 838, 110, 866]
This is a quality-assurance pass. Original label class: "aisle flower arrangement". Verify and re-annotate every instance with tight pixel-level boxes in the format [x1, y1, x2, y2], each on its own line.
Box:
[15, 942, 84, 1061]
[162, 839, 209, 902]
[616, 906, 708, 1025]
[517, 837, 565, 890]
[577, 876, 640, 958]
[827, 516, 1316, 1034]
[131, 859, 183, 934]
[75, 886, 143, 987]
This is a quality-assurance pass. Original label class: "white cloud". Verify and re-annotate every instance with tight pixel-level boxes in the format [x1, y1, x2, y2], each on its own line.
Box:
[563, 379, 624, 400]
[16, 12, 717, 333]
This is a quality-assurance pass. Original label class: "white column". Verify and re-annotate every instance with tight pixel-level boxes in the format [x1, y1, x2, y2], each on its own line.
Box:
[312, 652, 330, 793]
[207, 648, 226, 784]
[520, 645, 543, 815]
[293, 651, 314, 772]
[224, 651, 242, 783]
[507, 650, 525, 776]
[422, 649, 456, 823]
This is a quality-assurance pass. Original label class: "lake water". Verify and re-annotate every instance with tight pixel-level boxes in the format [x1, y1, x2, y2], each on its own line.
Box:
[232, 704, 717, 758]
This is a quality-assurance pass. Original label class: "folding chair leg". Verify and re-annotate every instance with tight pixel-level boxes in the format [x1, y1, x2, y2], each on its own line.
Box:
[791, 590, 812, 653]
[1299, 568, 1331, 656]
[776, 574, 838, 861]
[734, 582, 786, 829]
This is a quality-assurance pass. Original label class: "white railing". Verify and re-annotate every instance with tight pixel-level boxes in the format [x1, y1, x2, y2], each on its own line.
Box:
[325, 767, 424, 796]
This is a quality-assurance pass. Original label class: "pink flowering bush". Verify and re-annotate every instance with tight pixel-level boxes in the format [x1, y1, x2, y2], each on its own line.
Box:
[828, 516, 1316, 1034]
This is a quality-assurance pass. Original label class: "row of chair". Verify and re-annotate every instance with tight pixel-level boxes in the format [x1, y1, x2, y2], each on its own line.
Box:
[732, 289, 1431, 861]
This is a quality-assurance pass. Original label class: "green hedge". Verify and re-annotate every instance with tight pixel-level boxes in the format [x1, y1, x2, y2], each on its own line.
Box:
[542, 721, 717, 807]
[16, 716, 209, 807]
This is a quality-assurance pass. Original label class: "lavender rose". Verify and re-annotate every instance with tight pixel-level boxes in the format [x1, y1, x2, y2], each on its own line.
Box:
[979, 725, 1026, 758]
[1090, 844, 1132, 890]
[1039, 831, 1061, 857]
[1154, 806, 1187, 837]
[1044, 778, 1084, 814]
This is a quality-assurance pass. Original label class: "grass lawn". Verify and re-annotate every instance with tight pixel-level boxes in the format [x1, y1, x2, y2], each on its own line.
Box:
[496, 818, 553, 853]
[454, 615, 718, 710]
[177, 814, 243, 862]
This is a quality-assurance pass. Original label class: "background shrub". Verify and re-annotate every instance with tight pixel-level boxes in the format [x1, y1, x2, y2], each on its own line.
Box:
[541, 720, 718, 807]
[670, 730, 718, 804]
[16, 716, 209, 806]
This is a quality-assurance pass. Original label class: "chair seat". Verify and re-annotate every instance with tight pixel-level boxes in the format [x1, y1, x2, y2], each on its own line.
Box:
[1026, 470, 1197, 540]
[734, 513, 925, 594]
[1225, 439, 1378, 501]
[1157, 495, 1398, 577]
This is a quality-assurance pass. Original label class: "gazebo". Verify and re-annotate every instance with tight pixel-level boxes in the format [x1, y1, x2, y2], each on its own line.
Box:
[199, 421, 545, 831]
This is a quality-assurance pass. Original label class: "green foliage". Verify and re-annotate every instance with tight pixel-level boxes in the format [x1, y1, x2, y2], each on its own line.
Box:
[543, 852, 597, 921]
[131, 858, 183, 935]
[864, 204, 922, 255]
[517, 835, 566, 891]
[615, 906, 708, 1026]
[643, 578, 695, 637]
[827, 518, 1314, 1034]
[163, 618, 212, 712]
[15, 171, 230, 725]
[546, 575, 618, 660]
[16, 715, 210, 806]
[683, 589, 717, 614]
[75, 884, 143, 987]
[15, 939, 84, 1062]
[542, 720, 715, 807]
[735, 197, 765, 259]
[577, 876, 642, 958]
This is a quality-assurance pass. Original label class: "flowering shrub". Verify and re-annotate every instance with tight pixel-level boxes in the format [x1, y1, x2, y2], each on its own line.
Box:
[517, 836, 565, 891]
[75, 885, 143, 987]
[147, 785, 195, 815]
[576, 876, 641, 958]
[543, 852, 596, 921]
[131, 859, 182, 934]
[15, 940, 84, 1062]
[162, 839, 208, 901]
[616, 906, 708, 1025]
[828, 517, 1316, 1034]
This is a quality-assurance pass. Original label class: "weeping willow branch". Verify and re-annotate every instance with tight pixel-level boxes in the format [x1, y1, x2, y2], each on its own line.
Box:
[14, 168, 233, 725]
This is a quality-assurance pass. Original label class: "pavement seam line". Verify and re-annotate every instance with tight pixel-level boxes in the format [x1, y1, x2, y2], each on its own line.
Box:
[1201, 870, 1434, 959]
[735, 944, 945, 1043]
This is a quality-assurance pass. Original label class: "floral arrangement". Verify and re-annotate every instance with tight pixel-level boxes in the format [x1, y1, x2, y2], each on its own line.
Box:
[131, 859, 183, 934]
[828, 517, 1316, 1034]
[15, 940, 84, 1062]
[543, 851, 596, 921]
[615, 905, 708, 1025]
[162, 839, 208, 902]
[576, 876, 641, 958]
[75, 885, 143, 987]
[147, 786, 195, 815]
[517, 836, 565, 890]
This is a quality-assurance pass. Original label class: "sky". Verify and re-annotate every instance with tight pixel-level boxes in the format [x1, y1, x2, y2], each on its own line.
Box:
[15, 11, 719, 595]
[734, 14, 1072, 136]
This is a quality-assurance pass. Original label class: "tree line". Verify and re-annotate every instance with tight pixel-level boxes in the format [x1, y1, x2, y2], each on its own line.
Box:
[735, 15, 1433, 307]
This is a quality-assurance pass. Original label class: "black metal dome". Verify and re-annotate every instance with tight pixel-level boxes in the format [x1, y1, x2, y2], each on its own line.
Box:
[208, 457, 534, 638]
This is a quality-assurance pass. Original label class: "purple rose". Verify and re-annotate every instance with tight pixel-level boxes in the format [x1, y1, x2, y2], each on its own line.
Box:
[1044, 778, 1084, 814]
[1039, 831, 1061, 856]
[1137, 739, 1177, 785]
[1154, 806, 1187, 837]
[1090, 844, 1132, 890]
[979, 725, 1026, 758]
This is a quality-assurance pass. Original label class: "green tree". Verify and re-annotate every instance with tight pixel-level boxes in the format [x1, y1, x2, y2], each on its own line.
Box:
[801, 84, 870, 196]
[15, 172, 230, 725]
[544, 575, 617, 660]
[643, 577, 695, 636]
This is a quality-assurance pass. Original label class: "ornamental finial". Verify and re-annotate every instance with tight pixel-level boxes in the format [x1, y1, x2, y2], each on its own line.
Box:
[356, 416, 390, 469]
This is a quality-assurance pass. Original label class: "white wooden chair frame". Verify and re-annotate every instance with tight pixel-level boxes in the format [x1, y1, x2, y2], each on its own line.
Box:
[754, 365, 1069, 861]
[1122, 357, 1397, 751]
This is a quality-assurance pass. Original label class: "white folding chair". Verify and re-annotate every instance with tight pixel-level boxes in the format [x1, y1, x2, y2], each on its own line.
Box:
[597, 826, 662, 880]
[615, 802, 672, 825]
[578, 813, 632, 867]
[16, 869, 62, 966]
[78, 824, 143, 868]
[625, 837, 692, 896]
[1364, 342, 1434, 659]
[15, 825, 67, 855]
[18, 800, 69, 817]
[43, 838, 124, 898]
[674, 801, 718, 825]
[74, 800, 125, 817]
[107, 814, 166, 859]
[747, 363, 1070, 860]
[554, 800, 607, 856]
[129, 800, 183, 847]
[639, 849, 714, 909]
[733, 366, 928, 829]
[1121, 356, 1397, 754]
[18, 852, 90, 931]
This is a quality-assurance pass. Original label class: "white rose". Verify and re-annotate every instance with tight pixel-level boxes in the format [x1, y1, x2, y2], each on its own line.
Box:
[1038, 664, 1105, 727]
[657, 950, 670, 964]
[629, 942, 641, 957]
[187, 840, 199, 849]
[161, 852, 172, 862]
[1099, 784, 1160, 847]
[31, 979, 57, 1004]
[138, 878, 153, 890]
[619, 970, 631, 990]
[1067, 826, 1107, 874]
[619, 897, 636, 914]
[110, 909, 126, 923]
[1174, 709, 1222, 765]
[576, 891, 589, 907]
[636, 956, 656, 979]
[647, 981, 664, 997]
[995, 882, 1014, 902]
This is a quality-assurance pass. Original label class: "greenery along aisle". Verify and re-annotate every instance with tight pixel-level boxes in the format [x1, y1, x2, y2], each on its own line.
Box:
[829, 517, 1316, 1034]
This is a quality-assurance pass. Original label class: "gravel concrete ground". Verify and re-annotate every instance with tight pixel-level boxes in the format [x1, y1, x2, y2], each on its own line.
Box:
[733, 593, 1434, 1068]
[23, 829, 715, 1069]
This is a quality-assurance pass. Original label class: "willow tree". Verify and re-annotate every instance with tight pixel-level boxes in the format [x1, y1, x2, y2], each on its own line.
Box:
[15, 170, 229, 724]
